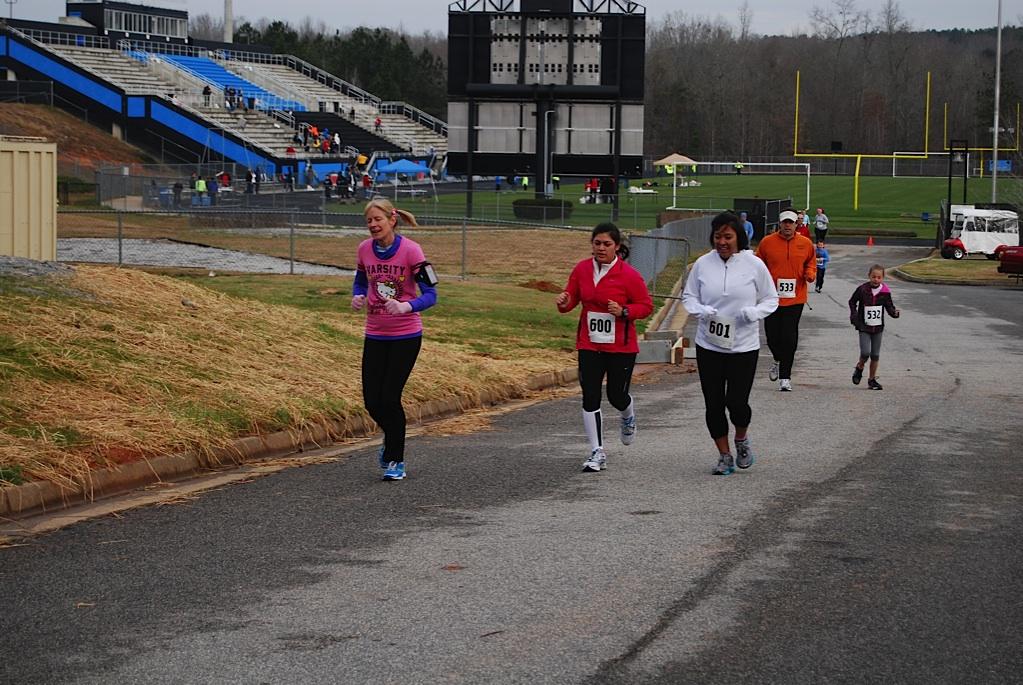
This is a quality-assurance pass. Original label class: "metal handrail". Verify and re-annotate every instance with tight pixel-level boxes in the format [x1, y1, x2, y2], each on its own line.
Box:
[15, 28, 109, 49]
[380, 101, 448, 137]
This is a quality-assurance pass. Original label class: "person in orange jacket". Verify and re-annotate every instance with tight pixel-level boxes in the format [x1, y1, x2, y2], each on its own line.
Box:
[755, 209, 816, 391]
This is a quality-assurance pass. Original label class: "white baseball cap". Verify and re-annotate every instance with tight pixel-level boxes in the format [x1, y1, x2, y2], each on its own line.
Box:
[779, 210, 798, 223]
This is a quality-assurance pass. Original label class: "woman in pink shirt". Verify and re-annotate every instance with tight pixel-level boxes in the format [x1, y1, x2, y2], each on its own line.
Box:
[351, 199, 438, 480]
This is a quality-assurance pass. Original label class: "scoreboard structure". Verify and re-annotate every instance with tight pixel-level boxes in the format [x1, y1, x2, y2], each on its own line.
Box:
[447, 0, 646, 198]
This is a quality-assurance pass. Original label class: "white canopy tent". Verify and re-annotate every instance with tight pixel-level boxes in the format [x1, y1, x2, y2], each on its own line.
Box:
[653, 153, 698, 209]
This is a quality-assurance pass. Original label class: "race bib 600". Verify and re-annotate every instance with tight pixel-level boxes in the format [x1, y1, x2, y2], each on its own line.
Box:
[587, 311, 616, 344]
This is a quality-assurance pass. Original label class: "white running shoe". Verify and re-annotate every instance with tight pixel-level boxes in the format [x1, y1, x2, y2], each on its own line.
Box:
[620, 416, 636, 445]
[583, 447, 607, 472]
[779, 379, 792, 392]
[769, 360, 780, 382]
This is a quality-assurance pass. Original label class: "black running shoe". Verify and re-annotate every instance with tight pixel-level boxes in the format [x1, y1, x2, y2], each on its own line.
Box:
[852, 367, 863, 385]
[868, 378, 883, 390]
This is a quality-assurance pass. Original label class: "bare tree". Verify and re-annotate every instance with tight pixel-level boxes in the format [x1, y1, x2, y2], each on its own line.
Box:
[738, 1, 754, 41]
[189, 13, 225, 42]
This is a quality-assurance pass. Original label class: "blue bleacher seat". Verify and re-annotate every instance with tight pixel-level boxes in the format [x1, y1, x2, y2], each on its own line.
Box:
[159, 54, 305, 112]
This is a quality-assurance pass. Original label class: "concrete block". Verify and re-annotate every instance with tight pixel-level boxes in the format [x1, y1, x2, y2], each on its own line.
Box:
[637, 339, 673, 364]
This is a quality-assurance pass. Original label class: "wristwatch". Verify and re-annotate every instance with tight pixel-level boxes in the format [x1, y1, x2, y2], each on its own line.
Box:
[620, 307, 630, 319]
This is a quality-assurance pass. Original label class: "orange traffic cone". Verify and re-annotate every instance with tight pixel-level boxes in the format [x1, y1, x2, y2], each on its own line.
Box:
[866, 235, 874, 247]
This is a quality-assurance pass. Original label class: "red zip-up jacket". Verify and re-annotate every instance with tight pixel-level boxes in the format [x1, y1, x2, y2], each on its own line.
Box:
[558, 258, 654, 353]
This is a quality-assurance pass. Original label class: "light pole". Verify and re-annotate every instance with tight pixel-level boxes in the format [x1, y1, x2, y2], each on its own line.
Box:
[4, 0, 17, 20]
[544, 108, 554, 197]
[991, 0, 1003, 202]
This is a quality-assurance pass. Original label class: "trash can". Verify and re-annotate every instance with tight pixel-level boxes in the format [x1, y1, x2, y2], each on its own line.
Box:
[159, 189, 172, 209]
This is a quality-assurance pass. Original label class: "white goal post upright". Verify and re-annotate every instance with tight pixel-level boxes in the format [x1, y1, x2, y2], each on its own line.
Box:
[690, 161, 811, 211]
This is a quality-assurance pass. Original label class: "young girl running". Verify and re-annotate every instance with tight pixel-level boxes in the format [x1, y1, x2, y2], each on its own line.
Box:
[352, 199, 438, 480]
[848, 264, 900, 390]
[555, 224, 653, 472]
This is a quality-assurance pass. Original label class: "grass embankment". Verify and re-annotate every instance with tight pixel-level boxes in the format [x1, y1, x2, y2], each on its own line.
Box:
[0, 267, 580, 489]
[895, 254, 1012, 283]
[392, 175, 1021, 236]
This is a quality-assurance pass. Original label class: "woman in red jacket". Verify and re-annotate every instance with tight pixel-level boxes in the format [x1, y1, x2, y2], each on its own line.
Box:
[556, 223, 654, 472]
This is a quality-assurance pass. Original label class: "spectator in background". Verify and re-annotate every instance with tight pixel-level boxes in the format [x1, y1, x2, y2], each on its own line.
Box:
[202, 84, 212, 107]
[207, 175, 218, 206]
[245, 169, 255, 194]
[740, 211, 755, 245]
[495, 175, 502, 192]
[349, 106, 356, 120]
[172, 180, 184, 207]
[194, 175, 206, 201]
[374, 116, 382, 133]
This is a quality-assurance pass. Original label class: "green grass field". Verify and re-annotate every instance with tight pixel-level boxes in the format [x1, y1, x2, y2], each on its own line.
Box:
[381, 174, 1021, 237]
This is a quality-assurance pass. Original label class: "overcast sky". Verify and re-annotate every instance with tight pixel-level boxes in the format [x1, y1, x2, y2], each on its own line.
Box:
[12, 1, 1020, 36]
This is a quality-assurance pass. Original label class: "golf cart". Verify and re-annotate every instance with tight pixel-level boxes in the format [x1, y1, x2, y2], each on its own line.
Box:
[941, 204, 1020, 260]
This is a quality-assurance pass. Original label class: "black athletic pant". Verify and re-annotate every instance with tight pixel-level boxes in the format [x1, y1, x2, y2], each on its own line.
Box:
[764, 303, 804, 380]
[696, 346, 759, 439]
[578, 350, 636, 412]
[816, 268, 826, 291]
[362, 336, 422, 462]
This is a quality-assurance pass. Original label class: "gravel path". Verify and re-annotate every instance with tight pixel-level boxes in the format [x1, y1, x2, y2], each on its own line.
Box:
[57, 238, 353, 275]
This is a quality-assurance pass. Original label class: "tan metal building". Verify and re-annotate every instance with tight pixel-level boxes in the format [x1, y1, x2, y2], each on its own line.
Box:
[0, 135, 58, 262]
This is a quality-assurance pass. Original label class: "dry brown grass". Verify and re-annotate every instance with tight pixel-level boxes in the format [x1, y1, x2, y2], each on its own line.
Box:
[57, 215, 591, 284]
[0, 266, 576, 489]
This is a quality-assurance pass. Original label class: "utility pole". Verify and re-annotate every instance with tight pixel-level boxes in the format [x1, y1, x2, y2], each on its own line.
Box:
[4, 0, 17, 21]
[991, 0, 1002, 202]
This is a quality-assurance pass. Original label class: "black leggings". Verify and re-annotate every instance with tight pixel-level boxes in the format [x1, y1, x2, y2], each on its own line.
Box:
[578, 350, 636, 412]
[764, 303, 804, 380]
[362, 336, 422, 462]
[815, 268, 826, 291]
[696, 346, 759, 439]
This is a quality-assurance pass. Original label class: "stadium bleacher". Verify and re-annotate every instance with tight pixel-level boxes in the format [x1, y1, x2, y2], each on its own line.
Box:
[158, 54, 305, 113]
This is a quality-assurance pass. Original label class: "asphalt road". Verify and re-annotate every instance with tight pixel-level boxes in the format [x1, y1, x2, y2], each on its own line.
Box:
[2, 244, 1021, 684]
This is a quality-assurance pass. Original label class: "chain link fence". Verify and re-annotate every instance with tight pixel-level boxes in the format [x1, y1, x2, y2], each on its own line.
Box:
[55, 209, 602, 284]
[628, 215, 707, 299]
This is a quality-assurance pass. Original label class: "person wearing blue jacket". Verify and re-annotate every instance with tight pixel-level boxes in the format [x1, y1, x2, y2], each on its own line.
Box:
[814, 239, 830, 292]
[683, 212, 779, 476]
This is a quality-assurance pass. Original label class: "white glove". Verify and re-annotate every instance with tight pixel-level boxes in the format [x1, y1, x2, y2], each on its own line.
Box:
[384, 299, 413, 315]
[351, 294, 366, 311]
[740, 306, 758, 322]
[701, 306, 718, 318]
